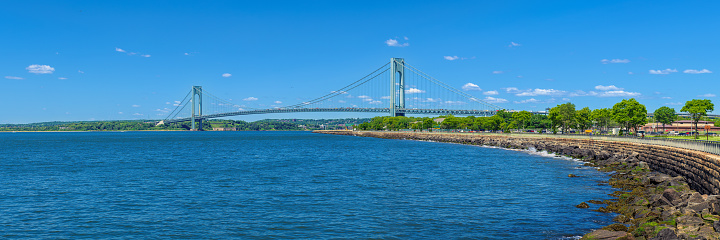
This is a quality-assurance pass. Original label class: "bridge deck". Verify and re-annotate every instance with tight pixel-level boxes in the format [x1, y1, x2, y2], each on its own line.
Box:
[161, 108, 537, 124]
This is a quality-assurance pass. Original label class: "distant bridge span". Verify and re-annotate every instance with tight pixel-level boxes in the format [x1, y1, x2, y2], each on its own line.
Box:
[159, 107, 519, 125]
[160, 58, 553, 130]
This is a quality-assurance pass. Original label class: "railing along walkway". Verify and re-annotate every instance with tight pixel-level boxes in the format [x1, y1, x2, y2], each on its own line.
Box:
[377, 130, 720, 156]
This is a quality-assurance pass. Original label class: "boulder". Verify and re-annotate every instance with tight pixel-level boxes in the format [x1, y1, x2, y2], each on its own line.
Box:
[583, 230, 633, 240]
[662, 189, 682, 205]
[577, 202, 590, 208]
[686, 202, 710, 213]
[649, 175, 673, 185]
[650, 228, 679, 240]
[676, 215, 704, 235]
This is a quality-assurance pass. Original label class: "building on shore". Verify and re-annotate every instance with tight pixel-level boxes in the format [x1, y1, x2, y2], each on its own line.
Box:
[212, 127, 236, 131]
[641, 120, 720, 132]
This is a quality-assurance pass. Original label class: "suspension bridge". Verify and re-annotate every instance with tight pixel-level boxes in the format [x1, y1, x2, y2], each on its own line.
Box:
[158, 58, 529, 130]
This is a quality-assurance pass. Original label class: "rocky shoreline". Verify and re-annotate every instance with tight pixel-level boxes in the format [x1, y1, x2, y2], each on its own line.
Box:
[315, 130, 720, 240]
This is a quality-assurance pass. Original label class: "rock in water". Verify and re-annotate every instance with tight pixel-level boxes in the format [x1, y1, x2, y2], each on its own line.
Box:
[576, 202, 590, 208]
[569, 174, 579, 178]
[582, 230, 632, 240]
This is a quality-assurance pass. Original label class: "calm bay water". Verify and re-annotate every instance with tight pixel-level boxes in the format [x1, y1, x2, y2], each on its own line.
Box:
[0, 131, 615, 239]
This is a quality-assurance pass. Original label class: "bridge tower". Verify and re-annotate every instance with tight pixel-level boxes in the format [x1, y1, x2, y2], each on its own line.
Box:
[390, 58, 405, 117]
[191, 86, 203, 130]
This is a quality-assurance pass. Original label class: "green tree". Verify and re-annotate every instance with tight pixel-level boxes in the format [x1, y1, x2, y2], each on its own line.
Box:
[483, 115, 504, 131]
[575, 107, 592, 133]
[471, 117, 486, 131]
[653, 106, 677, 133]
[681, 99, 714, 139]
[611, 98, 647, 135]
[512, 111, 532, 131]
[591, 108, 612, 132]
[549, 102, 576, 134]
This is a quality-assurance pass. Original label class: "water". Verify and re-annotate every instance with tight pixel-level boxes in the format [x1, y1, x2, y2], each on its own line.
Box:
[0, 131, 615, 239]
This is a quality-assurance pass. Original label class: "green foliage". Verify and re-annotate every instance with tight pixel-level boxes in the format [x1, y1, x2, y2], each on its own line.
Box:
[575, 107, 592, 132]
[549, 102, 576, 133]
[681, 99, 714, 139]
[612, 98, 647, 134]
[512, 110, 532, 131]
[483, 115, 504, 131]
[654, 106, 677, 133]
[591, 108, 612, 131]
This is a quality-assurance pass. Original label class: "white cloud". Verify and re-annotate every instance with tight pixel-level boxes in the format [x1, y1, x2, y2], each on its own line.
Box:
[132, 104, 140, 107]
[222, 73, 232, 78]
[369, 100, 382, 104]
[385, 38, 409, 47]
[78, 70, 84, 74]
[516, 89, 566, 96]
[115, 47, 126, 53]
[484, 96, 508, 103]
[649, 69, 678, 74]
[5, 76, 23, 80]
[357, 95, 370, 99]
[628, 72, 634, 75]
[118, 112, 123, 114]
[133, 113, 143, 116]
[698, 93, 716, 97]
[661, 97, 672, 99]
[568, 90, 594, 97]
[461, 83, 482, 91]
[274, 101, 282, 104]
[594, 85, 623, 91]
[26, 64, 55, 74]
[403, 36, 409, 40]
[483, 90, 499, 95]
[425, 98, 440, 102]
[338, 100, 346, 103]
[601, 59, 630, 64]
[405, 88, 425, 94]
[58, 77, 67, 80]
[444, 56, 459, 61]
[184, 53, 189, 55]
[362, 98, 373, 102]
[380, 96, 390, 99]
[492, 71, 503, 74]
[514, 98, 539, 104]
[445, 101, 465, 104]
[597, 91, 641, 97]
[504, 87, 520, 93]
[684, 69, 712, 74]
[243, 97, 258, 101]
[141, 54, 151, 58]
[509, 42, 521, 47]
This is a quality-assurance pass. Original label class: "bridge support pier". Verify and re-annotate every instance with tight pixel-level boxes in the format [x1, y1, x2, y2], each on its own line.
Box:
[390, 58, 405, 117]
[191, 86, 203, 131]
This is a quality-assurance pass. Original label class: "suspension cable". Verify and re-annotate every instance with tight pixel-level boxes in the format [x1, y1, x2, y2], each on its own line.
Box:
[401, 62, 502, 110]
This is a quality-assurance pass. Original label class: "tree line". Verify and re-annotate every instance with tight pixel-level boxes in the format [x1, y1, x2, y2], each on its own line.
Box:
[357, 98, 717, 138]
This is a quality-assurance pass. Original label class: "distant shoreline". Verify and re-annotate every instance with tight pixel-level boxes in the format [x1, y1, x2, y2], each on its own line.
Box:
[0, 129, 314, 133]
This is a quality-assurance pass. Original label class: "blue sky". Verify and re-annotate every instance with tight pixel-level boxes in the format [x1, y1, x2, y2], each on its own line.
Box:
[1, 0, 718, 123]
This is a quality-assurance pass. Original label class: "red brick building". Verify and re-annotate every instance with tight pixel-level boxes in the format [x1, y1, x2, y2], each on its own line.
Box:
[642, 120, 720, 133]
